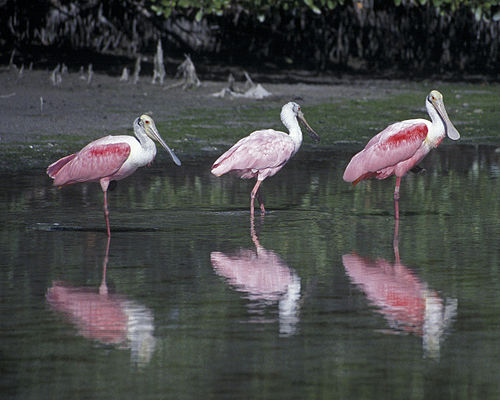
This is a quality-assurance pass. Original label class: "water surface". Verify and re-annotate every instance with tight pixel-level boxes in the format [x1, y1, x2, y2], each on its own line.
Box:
[1, 146, 500, 399]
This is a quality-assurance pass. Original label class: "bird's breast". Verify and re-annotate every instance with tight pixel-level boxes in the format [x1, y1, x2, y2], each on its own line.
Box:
[111, 139, 156, 179]
[424, 130, 444, 148]
[128, 139, 157, 166]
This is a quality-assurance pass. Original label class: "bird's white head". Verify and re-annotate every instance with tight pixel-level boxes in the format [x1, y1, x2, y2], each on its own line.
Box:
[280, 102, 320, 142]
[426, 90, 460, 141]
[137, 115, 159, 139]
[135, 114, 181, 166]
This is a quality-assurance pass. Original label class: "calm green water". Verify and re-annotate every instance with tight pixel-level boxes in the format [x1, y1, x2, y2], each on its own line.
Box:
[1, 146, 500, 399]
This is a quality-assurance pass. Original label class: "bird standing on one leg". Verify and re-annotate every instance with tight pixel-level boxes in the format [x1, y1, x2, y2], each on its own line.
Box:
[211, 102, 320, 215]
[343, 90, 460, 219]
[47, 115, 181, 236]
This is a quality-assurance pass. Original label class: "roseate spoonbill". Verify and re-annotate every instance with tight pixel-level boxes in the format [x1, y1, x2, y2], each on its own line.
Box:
[343, 90, 460, 219]
[47, 115, 181, 236]
[211, 102, 319, 215]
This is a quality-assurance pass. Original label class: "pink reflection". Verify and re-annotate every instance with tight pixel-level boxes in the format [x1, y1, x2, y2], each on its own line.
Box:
[46, 237, 156, 365]
[47, 282, 129, 345]
[211, 216, 300, 336]
[342, 219, 456, 358]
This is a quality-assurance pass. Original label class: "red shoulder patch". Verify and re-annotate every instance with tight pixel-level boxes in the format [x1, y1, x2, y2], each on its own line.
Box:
[89, 143, 130, 158]
[385, 124, 428, 147]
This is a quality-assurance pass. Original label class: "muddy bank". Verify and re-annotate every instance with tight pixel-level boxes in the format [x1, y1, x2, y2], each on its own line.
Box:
[0, 67, 395, 171]
[0, 67, 415, 142]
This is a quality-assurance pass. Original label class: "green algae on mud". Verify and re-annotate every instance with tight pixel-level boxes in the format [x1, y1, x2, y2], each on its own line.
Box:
[306, 85, 500, 146]
[155, 83, 500, 153]
[0, 134, 102, 172]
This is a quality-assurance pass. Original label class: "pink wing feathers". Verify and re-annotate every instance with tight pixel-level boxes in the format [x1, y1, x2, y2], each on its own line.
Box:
[343, 121, 429, 184]
[47, 138, 131, 187]
[47, 153, 78, 177]
[211, 130, 295, 179]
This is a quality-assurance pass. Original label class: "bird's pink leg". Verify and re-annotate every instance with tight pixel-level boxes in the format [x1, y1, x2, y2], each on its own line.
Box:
[394, 176, 401, 220]
[103, 190, 111, 237]
[250, 180, 264, 216]
[394, 177, 401, 200]
[256, 188, 266, 214]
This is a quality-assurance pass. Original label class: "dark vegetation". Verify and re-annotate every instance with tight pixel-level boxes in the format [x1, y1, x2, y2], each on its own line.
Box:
[1, 0, 499, 76]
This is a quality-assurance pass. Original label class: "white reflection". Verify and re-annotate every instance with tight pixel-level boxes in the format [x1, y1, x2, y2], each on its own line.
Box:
[211, 215, 301, 336]
[46, 237, 156, 366]
[342, 219, 457, 359]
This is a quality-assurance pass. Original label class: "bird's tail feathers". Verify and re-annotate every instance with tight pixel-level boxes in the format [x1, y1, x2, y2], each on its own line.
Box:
[211, 162, 223, 176]
[351, 172, 376, 186]
[211, 159, 232, 177]
[47, 153, 77, 178]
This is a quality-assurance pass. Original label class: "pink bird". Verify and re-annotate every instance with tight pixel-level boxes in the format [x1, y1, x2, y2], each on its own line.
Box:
[343, 90, 460, 219]
[47, 114, 181, 236]
[211, 102, 319, 215]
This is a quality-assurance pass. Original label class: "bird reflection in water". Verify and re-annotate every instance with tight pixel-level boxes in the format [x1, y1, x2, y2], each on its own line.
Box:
[211, 216, 301, 336]
[46, 236, 156, 366]
[342, 219, 457, 359]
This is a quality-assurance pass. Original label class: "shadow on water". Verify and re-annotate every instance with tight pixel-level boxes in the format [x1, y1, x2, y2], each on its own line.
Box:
[342, 218, 457, 360]
[46, 236, 156, 366]
[32, 223, 160, 233]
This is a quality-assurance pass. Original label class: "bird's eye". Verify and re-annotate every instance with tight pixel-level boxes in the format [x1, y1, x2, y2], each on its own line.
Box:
[145, 120, 150, 124]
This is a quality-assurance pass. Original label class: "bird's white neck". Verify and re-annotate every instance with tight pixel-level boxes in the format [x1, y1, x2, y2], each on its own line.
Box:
[134, 126, 157, 162]
[281, 109, 303, 153]
[425, 99, 446, 147]
[133, 124, 153, 146]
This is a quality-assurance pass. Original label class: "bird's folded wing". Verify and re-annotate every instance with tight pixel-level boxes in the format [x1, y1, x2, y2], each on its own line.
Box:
[212, 130, 294, 174]
[344, 122, 428, 182]
[53, 143, 131, 186]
